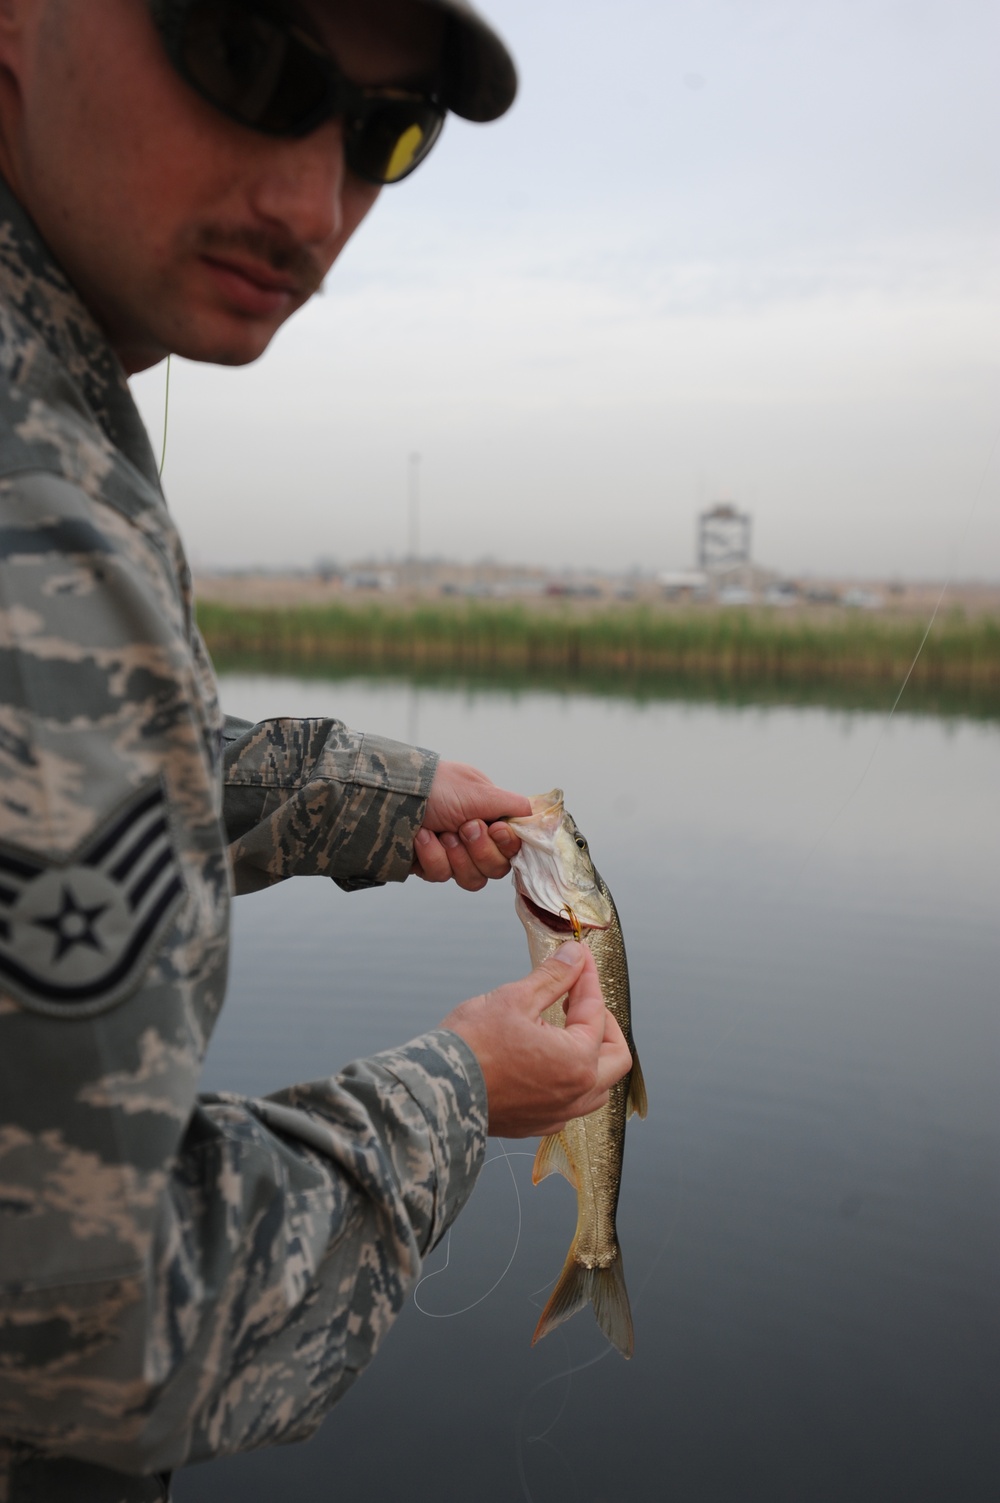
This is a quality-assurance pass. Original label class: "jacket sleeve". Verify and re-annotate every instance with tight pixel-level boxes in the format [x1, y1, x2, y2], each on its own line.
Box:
[0, 472, 487, 1480]
[221, 714, 438, 894]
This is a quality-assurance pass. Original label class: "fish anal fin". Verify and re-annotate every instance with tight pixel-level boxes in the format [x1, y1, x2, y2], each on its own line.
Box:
[532, 1249, 634, 1360]
[532, 1132, 578, 1188]
[627, 1051, 648, 1120]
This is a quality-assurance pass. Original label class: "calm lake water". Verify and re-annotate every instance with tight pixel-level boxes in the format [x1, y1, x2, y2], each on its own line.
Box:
[175, 675, 1000, 1503]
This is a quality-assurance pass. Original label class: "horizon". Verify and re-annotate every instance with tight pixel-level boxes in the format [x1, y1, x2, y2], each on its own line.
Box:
[192, 555, 1000, 589]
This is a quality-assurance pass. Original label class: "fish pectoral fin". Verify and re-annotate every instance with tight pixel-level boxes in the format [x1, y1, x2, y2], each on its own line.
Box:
[532, 1132, 578, 1188]
[532, 1249, 634, 1360]
[627, 1051, 648, 1120]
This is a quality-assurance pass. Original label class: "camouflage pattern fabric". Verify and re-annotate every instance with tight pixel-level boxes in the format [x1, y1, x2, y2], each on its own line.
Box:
[0, 178, 488, 1502]
[222, 714, 432, 893]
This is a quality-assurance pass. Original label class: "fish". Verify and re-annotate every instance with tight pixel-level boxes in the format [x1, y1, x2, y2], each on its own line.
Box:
[504, 789, 646, 1359]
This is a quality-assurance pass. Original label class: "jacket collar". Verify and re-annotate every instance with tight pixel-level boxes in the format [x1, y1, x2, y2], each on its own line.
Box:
[0, 175, 161, 491]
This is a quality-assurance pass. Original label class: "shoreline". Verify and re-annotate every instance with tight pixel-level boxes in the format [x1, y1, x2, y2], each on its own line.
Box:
[197, 598, 1000, 712]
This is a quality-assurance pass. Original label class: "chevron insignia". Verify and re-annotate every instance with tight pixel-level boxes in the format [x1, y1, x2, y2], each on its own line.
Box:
[0, 779, 185, 1017]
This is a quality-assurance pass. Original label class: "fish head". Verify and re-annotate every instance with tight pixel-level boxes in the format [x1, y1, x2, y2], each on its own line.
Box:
[503, 789, 613, 936]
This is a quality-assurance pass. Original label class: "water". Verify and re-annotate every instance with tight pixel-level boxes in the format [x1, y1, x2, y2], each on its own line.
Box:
[176, 676, 1000, 1503]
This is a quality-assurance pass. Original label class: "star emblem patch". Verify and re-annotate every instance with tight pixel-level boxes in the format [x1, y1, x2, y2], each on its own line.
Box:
[33, 883, 110, 961]
[0, 779, 185, 1017]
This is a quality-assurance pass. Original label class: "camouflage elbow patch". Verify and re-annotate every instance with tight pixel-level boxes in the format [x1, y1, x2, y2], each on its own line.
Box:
[0, 777, 184, 1017]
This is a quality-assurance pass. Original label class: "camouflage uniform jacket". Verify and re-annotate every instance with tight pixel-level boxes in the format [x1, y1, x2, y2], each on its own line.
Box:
[0, 181, 488, 1503]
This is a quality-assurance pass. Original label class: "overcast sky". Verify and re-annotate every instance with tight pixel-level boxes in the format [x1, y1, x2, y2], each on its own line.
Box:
[131, 0, 1000, 581]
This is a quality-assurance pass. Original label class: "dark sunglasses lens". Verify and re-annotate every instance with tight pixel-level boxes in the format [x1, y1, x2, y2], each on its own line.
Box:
[172, 1, 444, 183]
[179, 1, 330, 133]
[349, 102, 445, 185]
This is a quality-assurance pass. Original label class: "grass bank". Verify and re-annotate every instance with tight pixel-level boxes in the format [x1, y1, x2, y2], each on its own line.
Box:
[197, 600, 1000, 711]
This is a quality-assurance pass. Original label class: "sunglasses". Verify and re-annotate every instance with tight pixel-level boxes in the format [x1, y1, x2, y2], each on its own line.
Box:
[149, 0, 447, 184]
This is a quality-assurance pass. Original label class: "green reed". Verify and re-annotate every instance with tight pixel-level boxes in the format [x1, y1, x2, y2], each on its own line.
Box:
[197, 600, 1000, 705]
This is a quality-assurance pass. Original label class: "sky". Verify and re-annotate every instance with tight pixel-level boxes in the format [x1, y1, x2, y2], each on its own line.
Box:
[131, 0, 1000, 581]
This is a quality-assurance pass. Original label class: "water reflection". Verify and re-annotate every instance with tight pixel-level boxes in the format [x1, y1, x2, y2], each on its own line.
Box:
[208, 652, 1000, 724]
[177, 676, 1000, 1503]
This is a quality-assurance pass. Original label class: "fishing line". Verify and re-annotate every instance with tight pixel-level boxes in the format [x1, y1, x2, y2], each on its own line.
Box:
[623, 1149, 685, 1320]
[514, 1341, 615, 1503]
[520, 1338, 613, 1443]
[517, 1438, 578, 1503]
[797, 426, 1000, 877]
[157, 354, 173, 478]
[413, 1140, 525, 1317]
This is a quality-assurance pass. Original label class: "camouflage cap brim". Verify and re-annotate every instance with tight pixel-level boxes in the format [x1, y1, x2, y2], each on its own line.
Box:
[422, 0, 518, 121]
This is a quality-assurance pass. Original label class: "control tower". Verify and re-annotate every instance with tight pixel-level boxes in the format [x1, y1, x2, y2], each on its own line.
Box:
[697, 503, 753, 596]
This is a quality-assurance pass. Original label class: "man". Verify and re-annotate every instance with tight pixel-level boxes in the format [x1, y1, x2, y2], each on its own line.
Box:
[0, 2, 631, 1499]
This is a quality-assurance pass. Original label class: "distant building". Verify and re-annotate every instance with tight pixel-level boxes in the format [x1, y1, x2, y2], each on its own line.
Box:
[544, 579, 603, 598]
[842, 587, 884, 610]
[697, 503, 754, 600]
[343, 569, 397, 592]
[660, 569, 709, 600]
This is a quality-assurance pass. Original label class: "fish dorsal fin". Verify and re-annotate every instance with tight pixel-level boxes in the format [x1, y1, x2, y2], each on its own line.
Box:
[627, 1052, 648, 1120]
[532, 1131, 578, 1188]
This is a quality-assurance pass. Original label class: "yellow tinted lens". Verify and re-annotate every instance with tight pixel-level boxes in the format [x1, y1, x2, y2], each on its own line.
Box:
[384, 123, 425, 183]
[348, 100, 443, 184]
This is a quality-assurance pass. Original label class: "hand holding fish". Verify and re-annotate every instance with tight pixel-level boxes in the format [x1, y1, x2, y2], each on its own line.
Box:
[413, 761, 531, 890]
[441, 943, 632, 1137]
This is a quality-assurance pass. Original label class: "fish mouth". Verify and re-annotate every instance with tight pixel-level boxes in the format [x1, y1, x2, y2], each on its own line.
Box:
[515, 877, 609, 935]
[521, 894, 581, 935]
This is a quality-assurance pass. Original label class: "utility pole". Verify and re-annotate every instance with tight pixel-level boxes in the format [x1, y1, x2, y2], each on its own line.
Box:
[408, 451, 420, 592]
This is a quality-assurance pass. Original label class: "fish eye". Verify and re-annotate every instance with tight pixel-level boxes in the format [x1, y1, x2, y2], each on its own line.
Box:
[575, 836, 588, 850]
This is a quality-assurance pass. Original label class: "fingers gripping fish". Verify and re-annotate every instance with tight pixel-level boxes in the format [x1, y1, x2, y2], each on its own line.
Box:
[503, 791, 647, 1359]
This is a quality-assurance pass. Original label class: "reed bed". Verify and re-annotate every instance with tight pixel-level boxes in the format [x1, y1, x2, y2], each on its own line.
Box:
[198, 599, 1000, 697]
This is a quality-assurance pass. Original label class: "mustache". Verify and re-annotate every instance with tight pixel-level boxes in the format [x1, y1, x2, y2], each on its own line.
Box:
[194, 225, 326, 296]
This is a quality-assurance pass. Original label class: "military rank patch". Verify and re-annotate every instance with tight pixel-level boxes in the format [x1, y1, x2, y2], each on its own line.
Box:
[0, 779, 185, 1017]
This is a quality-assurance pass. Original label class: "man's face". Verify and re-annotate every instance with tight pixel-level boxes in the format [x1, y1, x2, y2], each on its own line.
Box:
[0, 0, 445, 373]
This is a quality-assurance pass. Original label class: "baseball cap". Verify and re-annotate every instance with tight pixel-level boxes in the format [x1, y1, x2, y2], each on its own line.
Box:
[417, 0, 517, 121]
[150, 2, 518, 125]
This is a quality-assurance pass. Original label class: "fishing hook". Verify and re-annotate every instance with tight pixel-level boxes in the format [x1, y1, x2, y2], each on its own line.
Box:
[560, 905, 583, 941]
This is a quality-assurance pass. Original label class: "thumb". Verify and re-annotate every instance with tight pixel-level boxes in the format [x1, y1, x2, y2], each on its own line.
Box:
[478, 786, 532, 824]
[559, 945, 609, 1043]
[528, 942, 591, 1019]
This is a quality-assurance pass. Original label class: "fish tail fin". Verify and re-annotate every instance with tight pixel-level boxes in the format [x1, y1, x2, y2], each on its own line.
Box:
[627, 1050, 648, 1119]
[532, 1248, 634, 1360]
